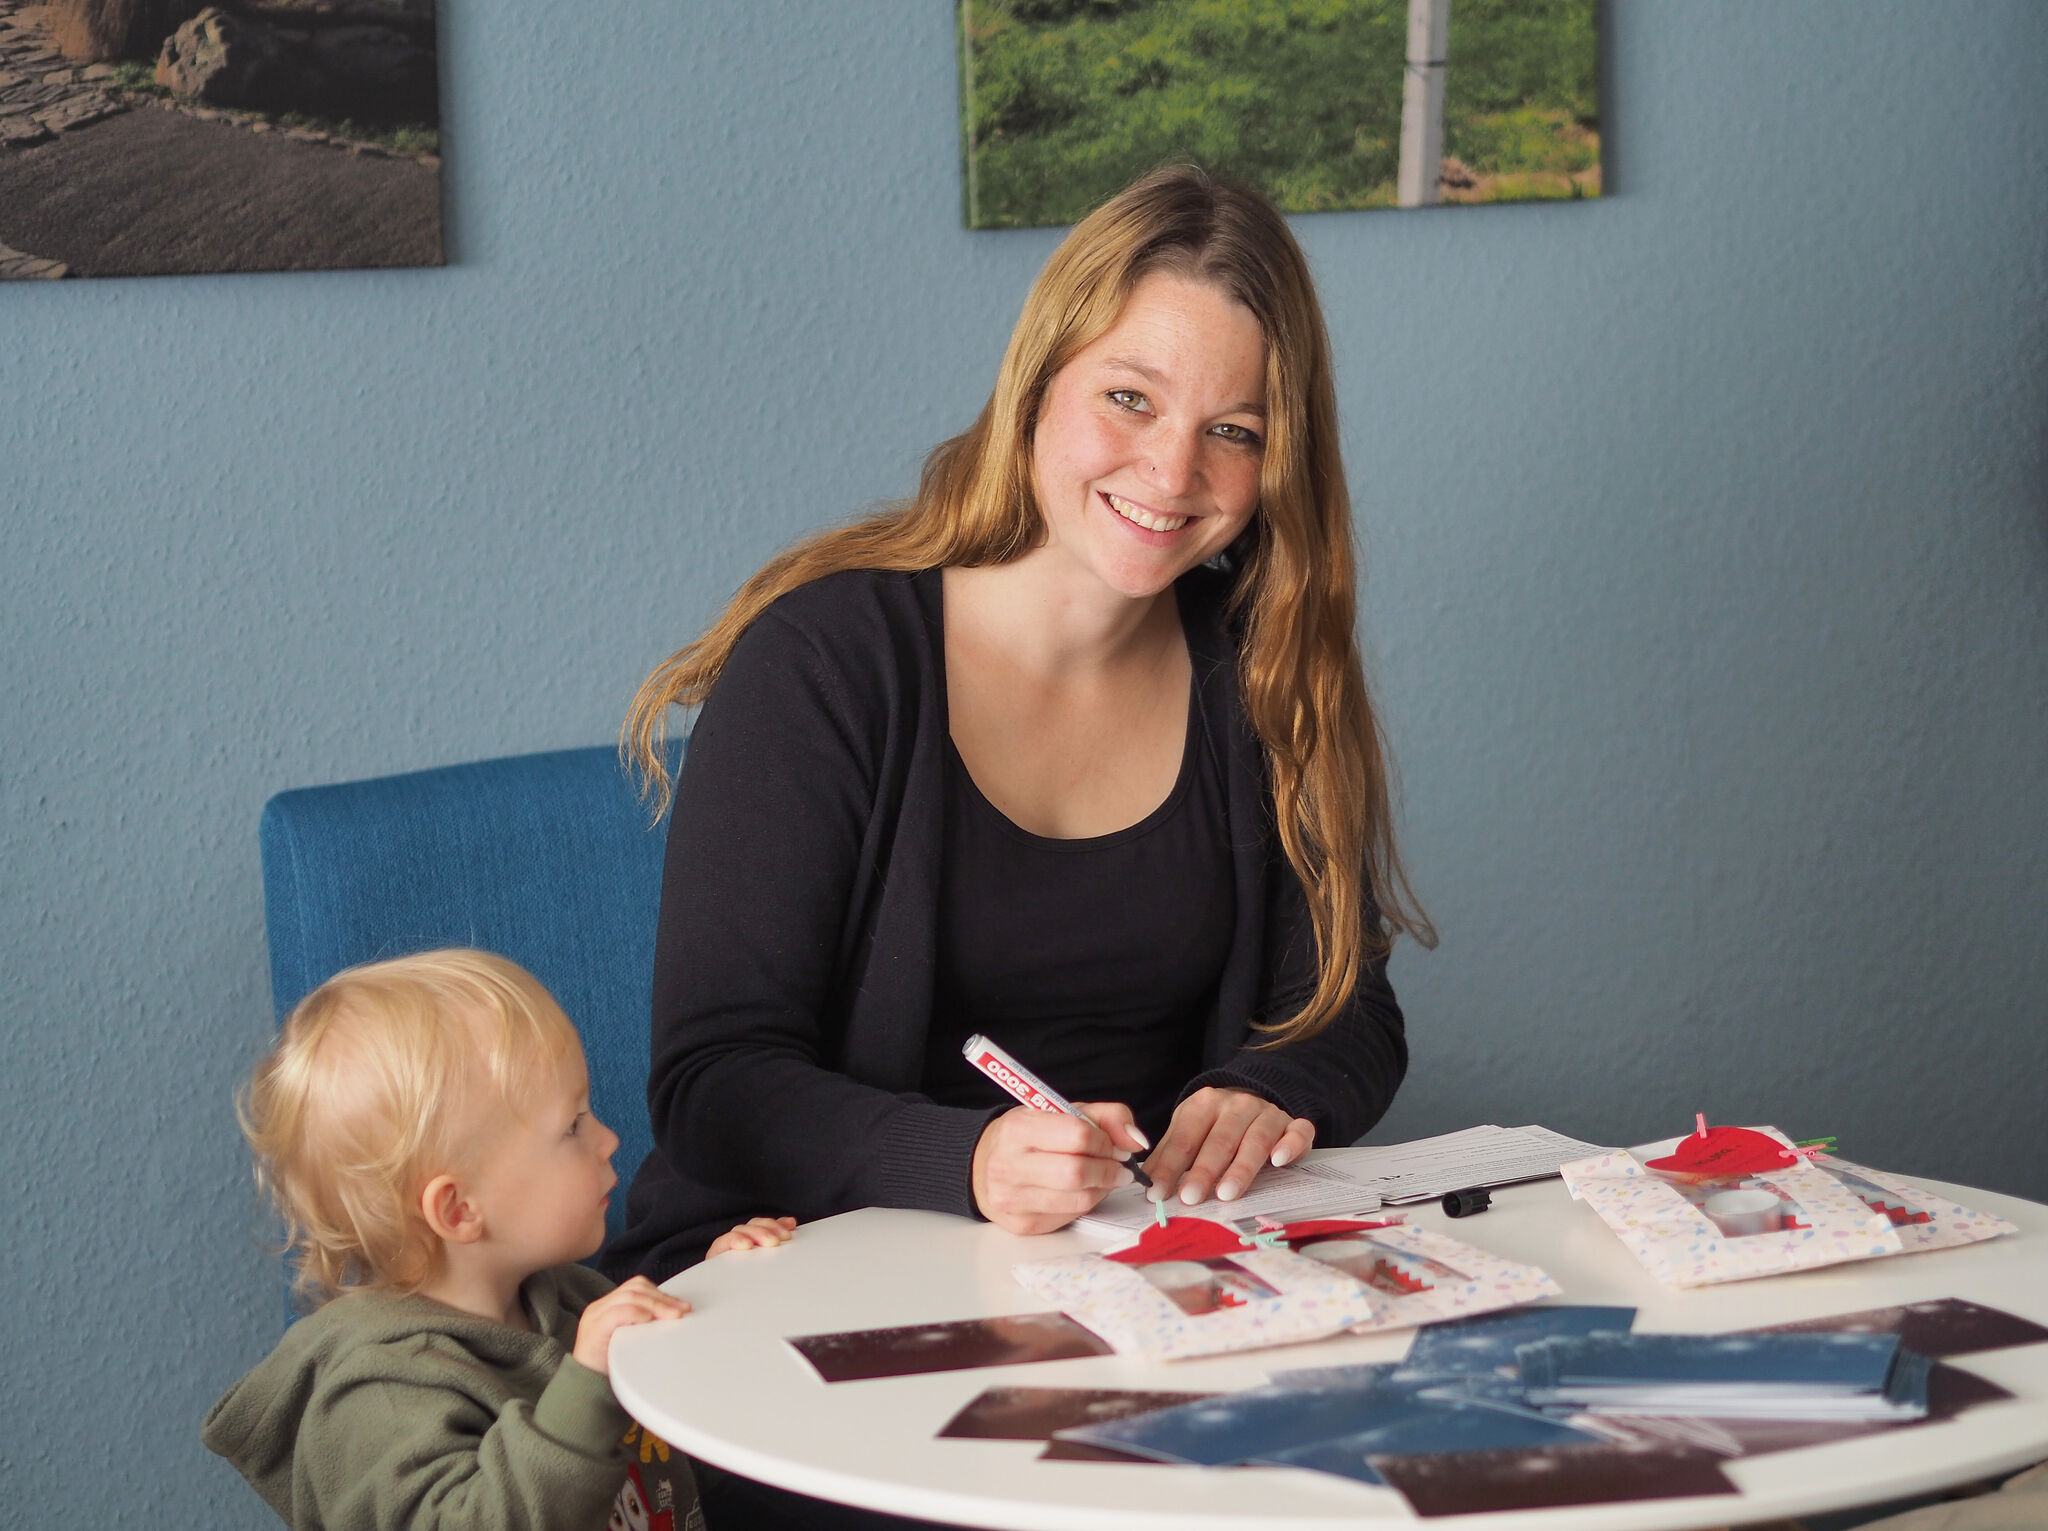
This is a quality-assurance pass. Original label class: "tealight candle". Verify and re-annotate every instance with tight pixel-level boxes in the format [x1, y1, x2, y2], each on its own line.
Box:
[1704, 1187, 1784, 1237]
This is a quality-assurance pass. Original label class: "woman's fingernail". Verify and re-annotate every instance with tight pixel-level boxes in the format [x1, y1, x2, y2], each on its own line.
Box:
[1116, 1167, 1135, 1186]
[1128, 1127, 1151, 1150]
[1271, 1148, 1291, 1168]
[1180, 1183, 1201, 1206]
[1217, 1180, 1241, 1202]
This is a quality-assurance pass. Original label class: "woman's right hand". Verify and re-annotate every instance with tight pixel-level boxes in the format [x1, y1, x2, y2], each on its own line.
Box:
[971, 1103, 1147, 1235]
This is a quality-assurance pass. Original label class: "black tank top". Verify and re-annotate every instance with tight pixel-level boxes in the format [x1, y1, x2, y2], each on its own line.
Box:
[921, 672, 1234, 1142]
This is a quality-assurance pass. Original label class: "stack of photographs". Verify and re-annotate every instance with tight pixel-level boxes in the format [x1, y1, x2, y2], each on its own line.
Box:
[1053, 1304, 1638, 1480]
[1516, 1331, 1934, 1421]
[1057, 1364, 1608, 1480]
[782, 1243, 2046, 1518]
[908, 1298, 2044, 1516]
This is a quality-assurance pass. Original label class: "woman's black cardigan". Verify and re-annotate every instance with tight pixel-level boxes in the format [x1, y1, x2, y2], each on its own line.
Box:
[604, 565, 1407, 1281]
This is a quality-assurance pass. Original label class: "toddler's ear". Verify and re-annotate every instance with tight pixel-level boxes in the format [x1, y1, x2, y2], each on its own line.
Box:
[419, 1174, 484, 1244]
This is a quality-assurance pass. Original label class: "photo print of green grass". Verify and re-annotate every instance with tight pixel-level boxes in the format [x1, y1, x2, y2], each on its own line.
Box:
[958, 0, 1599, 229]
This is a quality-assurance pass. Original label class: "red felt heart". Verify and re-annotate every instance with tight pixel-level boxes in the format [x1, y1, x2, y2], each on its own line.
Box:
[1104, 1218, 1249, 1265]
[1644, 1125, 1791, 1179]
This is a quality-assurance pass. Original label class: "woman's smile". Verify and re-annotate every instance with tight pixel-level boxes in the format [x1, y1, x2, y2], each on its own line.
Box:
[1103, 490, 1192, 536]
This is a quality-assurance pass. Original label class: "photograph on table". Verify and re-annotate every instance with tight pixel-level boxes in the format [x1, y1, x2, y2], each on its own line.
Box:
[1753, 1297, 2048, 1359]
[937, 1385, 1214, 1441]
[1053, 1363, 1607, 1483]
[1374, 1442, 1738, 1516]
[956, 0, 1601, 229]
[1037, 1437, 1171, 1463]
[1512, 1330, 1935, 1422]
[1249, 1399, 1610, 1484]
[1388, 1304, 1638, 1378]
[787, 1310, 1113, 1384]
[0, 0, 440, 279]
[1589, 1359, 2014, 1461]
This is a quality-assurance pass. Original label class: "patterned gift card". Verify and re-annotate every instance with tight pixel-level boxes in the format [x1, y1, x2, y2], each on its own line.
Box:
[1560, 1124, 2015, 1289]
[1810, 1158, 2018, 1255]
[1296, 1223, 1565, 1337]
[1011, 1216, 1559, 1362]
[1010, 1241, 1375, 1363]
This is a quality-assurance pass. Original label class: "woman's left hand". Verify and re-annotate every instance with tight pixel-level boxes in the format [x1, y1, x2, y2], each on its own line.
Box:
[1143, 1087, 1315, 1207]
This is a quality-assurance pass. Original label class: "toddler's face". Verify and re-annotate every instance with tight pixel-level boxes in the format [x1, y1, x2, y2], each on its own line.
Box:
[467, 1039, 620, 1274]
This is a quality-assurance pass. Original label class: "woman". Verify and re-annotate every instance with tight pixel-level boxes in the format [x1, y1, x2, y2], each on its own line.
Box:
[605, 165, 1433, 1286]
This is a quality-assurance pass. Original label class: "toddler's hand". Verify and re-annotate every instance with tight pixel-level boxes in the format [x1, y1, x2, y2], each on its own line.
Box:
[708, 1215, 797, 1257]
[572, 1277, 690, 1376]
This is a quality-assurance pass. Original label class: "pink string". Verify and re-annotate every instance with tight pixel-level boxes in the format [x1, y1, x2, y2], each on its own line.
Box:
[1695, 1113, 1709, 1139]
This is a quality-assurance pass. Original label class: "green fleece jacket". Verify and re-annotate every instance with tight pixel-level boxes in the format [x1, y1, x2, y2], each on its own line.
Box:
[203, 1264, 699, 1531]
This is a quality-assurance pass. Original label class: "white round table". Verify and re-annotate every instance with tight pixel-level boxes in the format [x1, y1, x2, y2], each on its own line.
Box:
[608, 1169, 2048, 1529]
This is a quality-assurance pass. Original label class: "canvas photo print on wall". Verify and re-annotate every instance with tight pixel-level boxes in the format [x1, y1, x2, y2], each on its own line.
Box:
[0, 0, 440, 279]
[959, 0, 1599, 229]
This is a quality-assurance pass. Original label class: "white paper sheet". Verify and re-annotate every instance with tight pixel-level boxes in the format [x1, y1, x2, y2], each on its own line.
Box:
[1073, 1125, 1606, 1236]
[1075, 1157, 1386, 1236]
[1327, 1124, 1610, 1205]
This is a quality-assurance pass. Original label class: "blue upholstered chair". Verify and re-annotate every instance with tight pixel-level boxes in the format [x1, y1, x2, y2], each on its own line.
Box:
[258, 744, 678, 1250]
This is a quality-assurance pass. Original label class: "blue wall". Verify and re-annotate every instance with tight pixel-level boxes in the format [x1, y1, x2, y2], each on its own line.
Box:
[2, 2, 2043, 1521]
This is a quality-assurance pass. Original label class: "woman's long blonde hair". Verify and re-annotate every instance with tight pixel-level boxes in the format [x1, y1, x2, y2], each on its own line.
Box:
[626, 165, 1432, 1043]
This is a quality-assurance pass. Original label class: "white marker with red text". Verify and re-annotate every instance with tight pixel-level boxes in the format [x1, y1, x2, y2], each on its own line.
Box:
[961, 1033, 1154, 1190]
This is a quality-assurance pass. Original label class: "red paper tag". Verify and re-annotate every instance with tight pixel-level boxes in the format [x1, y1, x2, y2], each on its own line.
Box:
[1644, 1125, 1790, 1179]
[1104, 1219, 1250, 1265]
[1276, 1218, 1399, 1243]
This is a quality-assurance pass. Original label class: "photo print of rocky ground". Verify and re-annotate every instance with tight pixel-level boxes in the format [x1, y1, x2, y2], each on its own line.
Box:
[0, 0, 440, 279]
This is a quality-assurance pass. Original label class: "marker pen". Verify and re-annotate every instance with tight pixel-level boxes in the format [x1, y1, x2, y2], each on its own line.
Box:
[961, 1033, 1154, 1191]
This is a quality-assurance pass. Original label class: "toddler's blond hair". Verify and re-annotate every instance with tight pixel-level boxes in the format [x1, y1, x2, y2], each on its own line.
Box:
[240, 949, 580, 1307]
